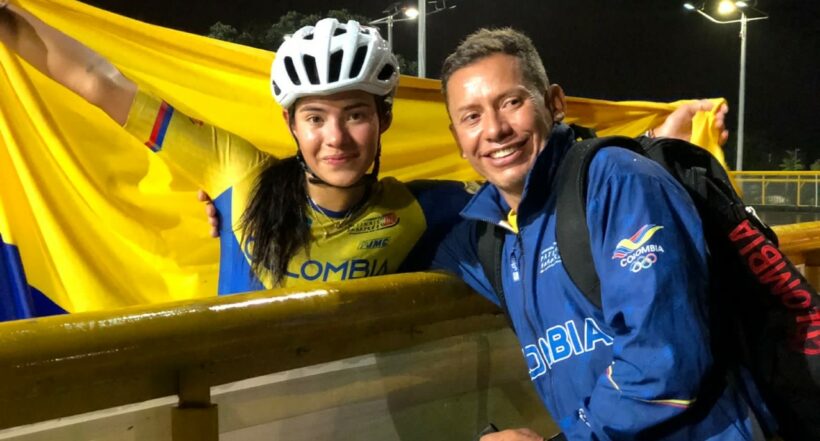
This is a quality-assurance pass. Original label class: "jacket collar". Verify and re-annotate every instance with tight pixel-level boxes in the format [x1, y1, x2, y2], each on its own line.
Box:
[460, 123, 575, 230]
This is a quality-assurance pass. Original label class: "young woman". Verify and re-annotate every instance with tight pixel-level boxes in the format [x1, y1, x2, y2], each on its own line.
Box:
[0, 6, 470, 293]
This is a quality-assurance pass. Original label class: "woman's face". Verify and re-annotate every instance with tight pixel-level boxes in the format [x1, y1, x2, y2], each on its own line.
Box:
[287, 90, 388, 188]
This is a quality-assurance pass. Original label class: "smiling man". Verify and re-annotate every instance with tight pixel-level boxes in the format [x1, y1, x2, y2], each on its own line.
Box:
[431, 28, 765, 441]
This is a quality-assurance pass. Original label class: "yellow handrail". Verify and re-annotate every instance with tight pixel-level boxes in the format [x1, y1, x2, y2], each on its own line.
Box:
[0, 272, 501, 431]
[774, 222, 820, 255]
[732, 171, 820, 177]
[2, 222, 820, 438]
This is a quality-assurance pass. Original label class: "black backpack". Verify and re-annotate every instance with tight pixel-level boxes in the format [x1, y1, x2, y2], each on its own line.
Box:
[476, 136, 820, 440]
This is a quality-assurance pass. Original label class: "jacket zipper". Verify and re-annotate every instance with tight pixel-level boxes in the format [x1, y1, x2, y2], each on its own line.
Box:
[515, 228, 562, 418]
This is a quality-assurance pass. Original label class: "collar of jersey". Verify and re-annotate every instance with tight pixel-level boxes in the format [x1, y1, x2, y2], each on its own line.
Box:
[307, 185, 373, 219]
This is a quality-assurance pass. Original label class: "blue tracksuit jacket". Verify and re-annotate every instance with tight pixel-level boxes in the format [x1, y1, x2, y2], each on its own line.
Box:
[433, 124, 763, 440]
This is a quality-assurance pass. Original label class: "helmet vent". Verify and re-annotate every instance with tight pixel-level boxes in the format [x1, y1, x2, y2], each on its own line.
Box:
[377, 64, 395, 81]
[303, 55, 320, 85]
[349, 46, 367, 78]
[270, 19, 399, 108]
[284, 57, 301, 85]
[329, 50, 343, 83]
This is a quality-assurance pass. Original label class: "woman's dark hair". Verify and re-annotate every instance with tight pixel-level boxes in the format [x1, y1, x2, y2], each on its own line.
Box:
[239, 93, 392, 286]
[239, 155, 310, 286]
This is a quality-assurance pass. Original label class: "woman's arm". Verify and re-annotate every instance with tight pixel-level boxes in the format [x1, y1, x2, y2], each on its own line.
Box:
[0, 1, 135, 124]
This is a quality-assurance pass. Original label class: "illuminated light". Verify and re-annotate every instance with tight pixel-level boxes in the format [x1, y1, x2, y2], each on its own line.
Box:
[718, 0, 737, 15]
[683, 3, 696, 10]
[735, 1, 749, 7]
[404, 7, 419, 19]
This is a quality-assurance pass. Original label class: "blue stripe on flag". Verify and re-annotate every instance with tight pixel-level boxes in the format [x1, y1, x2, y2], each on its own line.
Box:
[0, 235, 66, 321]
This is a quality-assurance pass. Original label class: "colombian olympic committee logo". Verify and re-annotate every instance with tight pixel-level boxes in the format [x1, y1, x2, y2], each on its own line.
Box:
[613, 224, 665, 273]
[629, 253, 657, 273]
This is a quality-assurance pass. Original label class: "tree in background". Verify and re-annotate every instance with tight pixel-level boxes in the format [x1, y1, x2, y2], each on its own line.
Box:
[780, 149, 805, 171]
[207, 10, 418, 75]
[395, 54, 417, 77]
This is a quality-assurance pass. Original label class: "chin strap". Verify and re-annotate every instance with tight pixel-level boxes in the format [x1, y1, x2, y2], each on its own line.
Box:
[296, 143, 381, 189]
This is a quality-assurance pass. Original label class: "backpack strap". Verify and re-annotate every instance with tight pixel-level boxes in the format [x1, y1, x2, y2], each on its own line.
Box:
[476, 135, 643, 322]
[568, 123, 598, 141]
[554, 136, 646, 309]
[475, 221, 516, 331]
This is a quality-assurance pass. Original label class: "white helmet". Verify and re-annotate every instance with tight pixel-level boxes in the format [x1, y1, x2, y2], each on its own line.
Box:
[271, 19, 400, 108]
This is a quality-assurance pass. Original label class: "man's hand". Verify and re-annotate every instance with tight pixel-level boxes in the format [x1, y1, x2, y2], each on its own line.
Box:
[480, 428, 545, 441]
[198, 190, 220, 238]
[653, 99, 729, 146]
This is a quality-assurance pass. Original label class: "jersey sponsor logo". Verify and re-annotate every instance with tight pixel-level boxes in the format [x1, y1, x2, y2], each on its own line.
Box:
[358, 237, 391, 249]
[539, 243, 561, 274]
[348, 213, 400, 234]
[523, 318, 613, 380]
[612, 224, 665, 272]
[286, 258, 389, 282]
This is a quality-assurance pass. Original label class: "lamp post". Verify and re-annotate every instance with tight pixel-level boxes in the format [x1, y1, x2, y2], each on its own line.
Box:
[683, 0, 768, 171]
[371, 1, 456, 78]
[418, 0, 426, 77]
[416, 0, 456, 78]
[369, 4, 419, 52]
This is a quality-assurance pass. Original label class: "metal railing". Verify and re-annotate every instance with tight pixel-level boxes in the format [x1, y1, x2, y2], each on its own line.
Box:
[0, 272, 503, 440]
[2, 222, 820, 439]
[732, 171, 820, 207]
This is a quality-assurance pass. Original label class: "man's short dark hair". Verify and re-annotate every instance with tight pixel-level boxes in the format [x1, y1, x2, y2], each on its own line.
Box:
[440, 28, 550, 104]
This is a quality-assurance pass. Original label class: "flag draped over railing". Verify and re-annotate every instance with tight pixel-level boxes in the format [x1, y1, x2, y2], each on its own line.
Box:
[0, 0, 727, 319]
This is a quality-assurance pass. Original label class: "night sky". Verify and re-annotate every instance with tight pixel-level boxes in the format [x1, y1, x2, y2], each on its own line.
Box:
[83, 0, 819, 170]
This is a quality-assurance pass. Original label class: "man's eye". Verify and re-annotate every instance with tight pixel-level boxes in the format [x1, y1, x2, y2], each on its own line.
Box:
[504, 97, 522, 108]
[306, 115, 322, 124]
[348, 112, 364, 121]
[462, 113, 479, 124]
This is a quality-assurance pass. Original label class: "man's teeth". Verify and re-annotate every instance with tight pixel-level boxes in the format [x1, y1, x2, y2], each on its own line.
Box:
[490, 146, 517, 159]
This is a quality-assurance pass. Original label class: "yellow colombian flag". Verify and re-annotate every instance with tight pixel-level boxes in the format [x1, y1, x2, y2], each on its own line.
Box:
[0, 0, 727, 319]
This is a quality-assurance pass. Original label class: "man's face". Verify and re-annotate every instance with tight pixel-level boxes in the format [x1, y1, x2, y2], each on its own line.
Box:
[286, 90, 388, 187]
[446, 53, 564, 203]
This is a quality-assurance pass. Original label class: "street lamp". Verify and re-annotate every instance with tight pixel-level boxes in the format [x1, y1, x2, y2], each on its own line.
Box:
[371, 1, 457, 78]
[417, 0, 457, 78]
[683, 0, 768, 171]
[369, 3, 419, 52]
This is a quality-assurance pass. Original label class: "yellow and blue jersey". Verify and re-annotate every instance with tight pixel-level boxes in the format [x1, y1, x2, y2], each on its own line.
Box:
[125, 90, 470, 294]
